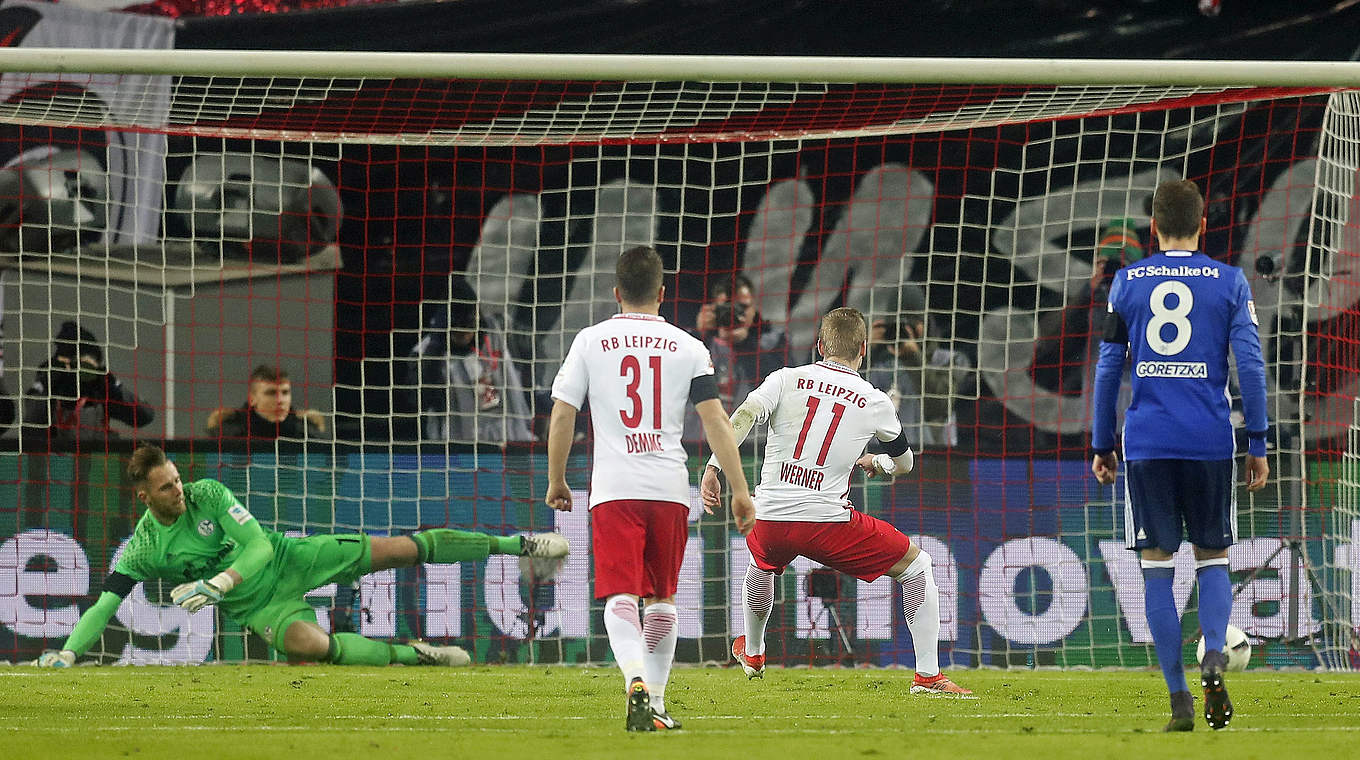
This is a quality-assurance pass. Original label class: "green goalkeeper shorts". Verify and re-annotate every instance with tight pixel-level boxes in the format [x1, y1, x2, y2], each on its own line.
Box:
[241, 533, 371, 652]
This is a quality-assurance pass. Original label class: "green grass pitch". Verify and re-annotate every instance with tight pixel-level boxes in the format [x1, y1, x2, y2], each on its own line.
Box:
[3, 666, 1357, 759]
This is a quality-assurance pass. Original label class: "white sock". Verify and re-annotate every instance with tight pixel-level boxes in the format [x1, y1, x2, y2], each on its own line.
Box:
[744, 563, 775, 656]
[642, 602, 678, 713]
[894, 551, 940, 677]
[603, 594, 646, 687]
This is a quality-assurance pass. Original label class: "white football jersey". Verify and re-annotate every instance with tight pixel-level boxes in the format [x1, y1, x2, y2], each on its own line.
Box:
[551, 313, 715, 510]
[743, 360, 902, 521]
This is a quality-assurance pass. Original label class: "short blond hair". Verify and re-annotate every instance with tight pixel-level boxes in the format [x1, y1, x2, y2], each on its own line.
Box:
[818, 307, 867, 361]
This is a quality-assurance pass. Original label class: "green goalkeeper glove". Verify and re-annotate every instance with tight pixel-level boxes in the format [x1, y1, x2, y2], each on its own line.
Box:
[36, 650, 75, 667]
[170, 572, 236, 613]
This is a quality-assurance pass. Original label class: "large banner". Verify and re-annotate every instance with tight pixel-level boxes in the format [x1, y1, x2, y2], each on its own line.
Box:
[2, 451, 1352, 666]
[0, 0, 173, 245]
[332, 96, 1360, 454]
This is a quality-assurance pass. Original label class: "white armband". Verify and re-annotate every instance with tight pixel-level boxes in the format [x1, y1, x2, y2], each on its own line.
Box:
[872, 453, 897, 476]
[873, 448, 915, 477]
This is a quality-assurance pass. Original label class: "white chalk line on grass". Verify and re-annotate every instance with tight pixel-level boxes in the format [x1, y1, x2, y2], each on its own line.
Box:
[7, 725, 1360, 736]
[5, 712, 1358, 723]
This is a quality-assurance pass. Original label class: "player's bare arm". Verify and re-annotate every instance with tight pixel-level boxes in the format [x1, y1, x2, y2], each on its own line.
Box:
[545, 398, 579, 511]
[700, 465, 722, 512]
[697, 398, 754, 535]
[701, 398, 762, 512]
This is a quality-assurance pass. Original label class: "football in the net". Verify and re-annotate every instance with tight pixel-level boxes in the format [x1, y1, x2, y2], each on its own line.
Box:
[1195, 624, 1251, 671]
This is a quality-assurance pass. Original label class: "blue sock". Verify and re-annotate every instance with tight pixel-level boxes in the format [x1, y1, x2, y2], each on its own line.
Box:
[1143, 562, 1188, 694]
[1196, 560, 1232, 655]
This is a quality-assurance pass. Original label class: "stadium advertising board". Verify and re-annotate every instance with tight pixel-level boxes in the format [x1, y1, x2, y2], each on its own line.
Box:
[1, 451, 1350, 667]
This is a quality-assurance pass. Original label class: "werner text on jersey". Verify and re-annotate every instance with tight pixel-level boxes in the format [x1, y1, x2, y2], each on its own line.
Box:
[723, 360, 902, 521]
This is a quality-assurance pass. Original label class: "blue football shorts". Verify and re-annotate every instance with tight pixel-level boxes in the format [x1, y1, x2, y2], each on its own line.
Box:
[1122, 458, 1236, 553]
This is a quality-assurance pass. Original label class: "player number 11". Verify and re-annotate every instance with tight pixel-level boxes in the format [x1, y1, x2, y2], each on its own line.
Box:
[793, 396, 846, 466]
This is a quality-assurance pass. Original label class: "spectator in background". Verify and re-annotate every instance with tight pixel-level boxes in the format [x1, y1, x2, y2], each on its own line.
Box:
[207, 364, 327, 439]
[687, 274, 784, 439]
[23, 321, 154, 444]
[401, 275, 534, 445]
[1030, 217, 1145, 399]
[866, 290, 974, 449]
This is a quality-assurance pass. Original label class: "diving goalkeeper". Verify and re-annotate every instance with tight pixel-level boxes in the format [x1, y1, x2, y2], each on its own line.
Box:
[35, 444, 568, 667]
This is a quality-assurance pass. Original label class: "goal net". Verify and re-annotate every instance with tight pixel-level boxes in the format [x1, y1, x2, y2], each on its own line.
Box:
[1, 50, 1356, 670]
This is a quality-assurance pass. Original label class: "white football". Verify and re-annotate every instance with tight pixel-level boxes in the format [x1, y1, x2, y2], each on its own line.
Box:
[1196, 623, 1251, 671]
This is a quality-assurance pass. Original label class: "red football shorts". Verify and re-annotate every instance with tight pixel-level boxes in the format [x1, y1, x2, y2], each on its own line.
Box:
[590, 499, 689, 600]
[745, 509, 912, 581]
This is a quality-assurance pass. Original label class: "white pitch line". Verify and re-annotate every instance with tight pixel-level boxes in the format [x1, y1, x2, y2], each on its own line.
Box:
[10, 725, 1360, 735]
[4, 712, 1360, 722]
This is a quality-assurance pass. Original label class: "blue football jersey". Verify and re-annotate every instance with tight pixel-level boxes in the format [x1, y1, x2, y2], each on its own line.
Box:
[1092, 250, 1268, 460]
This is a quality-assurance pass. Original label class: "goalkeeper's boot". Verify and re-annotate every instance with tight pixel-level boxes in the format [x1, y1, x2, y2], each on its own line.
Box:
[1164, 690, 1195, 732]
[650, 708, 682, 730]
[910, 672, 973, 696]
[1201, 649, 1233, 730]
[731, 635, 765, 679]
[626, 677, 656, 732]
[409, 640, 472, 667]
[520, 532, 570, 559]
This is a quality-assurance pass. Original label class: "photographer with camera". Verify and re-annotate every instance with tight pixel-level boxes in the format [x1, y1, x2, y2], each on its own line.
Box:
[1031, 217, 1146, 398]
[866, 287, 973, 450]
[688, 274, 785, 439]
[22, 321, 154, 446]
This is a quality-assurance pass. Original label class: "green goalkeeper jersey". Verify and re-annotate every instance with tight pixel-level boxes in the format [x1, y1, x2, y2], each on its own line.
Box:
[112, 478, 283, 618]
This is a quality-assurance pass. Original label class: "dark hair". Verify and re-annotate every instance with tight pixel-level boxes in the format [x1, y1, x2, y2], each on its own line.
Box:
[1152, 179, 1204, 240]
[53, 321, 103, 364]
[127, 444, 168, 485]
[708, 273, 754, 302]
[616, 246, 664, 305]
[249, 365, 290, 385]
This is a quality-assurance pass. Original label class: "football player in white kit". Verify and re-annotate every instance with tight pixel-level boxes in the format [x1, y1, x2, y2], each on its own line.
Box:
[701, 306, 970, 695]
[547, 246, 756, 731]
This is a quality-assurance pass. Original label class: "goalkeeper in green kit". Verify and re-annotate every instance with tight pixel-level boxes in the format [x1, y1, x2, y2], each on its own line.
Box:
[36, 444, 568, 667]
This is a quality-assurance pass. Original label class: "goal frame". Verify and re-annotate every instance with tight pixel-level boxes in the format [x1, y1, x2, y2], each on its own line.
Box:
[1, 50, 1356, 669]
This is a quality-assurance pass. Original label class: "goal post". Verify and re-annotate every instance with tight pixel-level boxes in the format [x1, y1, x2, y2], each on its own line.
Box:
[1, 48, 1359, 84]
[0, 51, 1356, 671]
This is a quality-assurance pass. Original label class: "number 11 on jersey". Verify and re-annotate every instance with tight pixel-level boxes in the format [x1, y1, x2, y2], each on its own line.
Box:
[793, 396, 846, 466]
